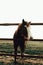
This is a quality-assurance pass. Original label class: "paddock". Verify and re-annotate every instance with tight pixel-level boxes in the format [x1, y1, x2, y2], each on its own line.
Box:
[0, 23, 43, 65]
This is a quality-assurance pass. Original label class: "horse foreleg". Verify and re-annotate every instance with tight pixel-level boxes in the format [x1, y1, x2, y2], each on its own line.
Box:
[14, 48, 17, 64]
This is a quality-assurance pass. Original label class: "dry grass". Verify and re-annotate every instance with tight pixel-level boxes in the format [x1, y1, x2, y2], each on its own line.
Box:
[0, 56, 43, 64]
[0, 40, 13, 44]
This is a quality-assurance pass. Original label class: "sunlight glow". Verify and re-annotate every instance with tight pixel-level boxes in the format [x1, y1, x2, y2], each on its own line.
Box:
[0, 0, 43, 39]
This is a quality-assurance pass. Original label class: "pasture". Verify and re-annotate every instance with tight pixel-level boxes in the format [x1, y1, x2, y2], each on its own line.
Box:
[0, 40, 43, 65]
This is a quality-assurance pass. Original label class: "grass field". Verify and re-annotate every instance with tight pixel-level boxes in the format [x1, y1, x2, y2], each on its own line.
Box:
[0, 40, 43, 65]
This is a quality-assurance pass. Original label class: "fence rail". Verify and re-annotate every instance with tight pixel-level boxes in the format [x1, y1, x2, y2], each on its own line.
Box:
[0, 38, 43, 41]
[0, 23, 43, 26]
[0, 54, 43, 58]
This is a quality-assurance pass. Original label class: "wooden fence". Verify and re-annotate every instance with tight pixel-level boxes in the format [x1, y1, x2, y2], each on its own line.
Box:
[0, 22, 43, 58]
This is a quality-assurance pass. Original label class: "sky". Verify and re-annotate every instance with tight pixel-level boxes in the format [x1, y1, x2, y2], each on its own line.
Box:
[0, 0, 43, 39]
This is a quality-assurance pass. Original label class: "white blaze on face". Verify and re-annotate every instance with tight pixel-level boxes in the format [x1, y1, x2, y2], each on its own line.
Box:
[27, 25, 31, 39]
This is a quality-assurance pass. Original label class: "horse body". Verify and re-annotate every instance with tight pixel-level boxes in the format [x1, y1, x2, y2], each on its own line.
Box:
[13, 25, 28, 53]
[13, 19, 30, 63]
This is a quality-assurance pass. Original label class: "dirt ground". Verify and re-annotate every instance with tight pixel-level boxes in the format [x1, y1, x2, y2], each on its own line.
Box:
[0, 56, 43, 64]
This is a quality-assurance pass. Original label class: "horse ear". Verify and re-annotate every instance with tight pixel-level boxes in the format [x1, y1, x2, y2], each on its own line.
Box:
[22, 19, 25, 23]
[28, 21, 31, 25]
[22, 19, 27, 25]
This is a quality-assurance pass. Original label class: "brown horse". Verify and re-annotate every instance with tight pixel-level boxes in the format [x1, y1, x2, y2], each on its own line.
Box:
[13, 19, 31, 63]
